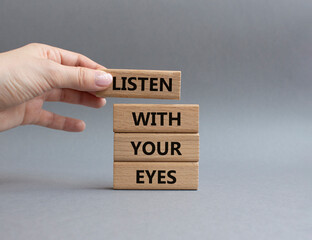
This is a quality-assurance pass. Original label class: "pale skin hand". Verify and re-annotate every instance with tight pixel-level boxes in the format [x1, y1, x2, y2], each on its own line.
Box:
[0, 43, 113, 132]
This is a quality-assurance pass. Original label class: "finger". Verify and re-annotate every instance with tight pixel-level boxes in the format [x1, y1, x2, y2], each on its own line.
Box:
[34, 110, 86, 132]
[39, 44, 106, 69]
[54, 47, 106, 69]
[45, 89, 106, 108]
[47, 62, 112, 92]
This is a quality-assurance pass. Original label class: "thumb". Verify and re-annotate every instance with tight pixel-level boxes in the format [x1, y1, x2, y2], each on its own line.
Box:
[52, 65, 112, 91]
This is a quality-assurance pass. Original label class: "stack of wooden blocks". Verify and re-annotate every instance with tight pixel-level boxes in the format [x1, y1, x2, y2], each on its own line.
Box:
[96, 69, 199, 190]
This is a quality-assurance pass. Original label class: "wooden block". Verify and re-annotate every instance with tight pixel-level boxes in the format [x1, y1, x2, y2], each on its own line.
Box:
[114, 133, 199, 162]
[113, 104, 199, 133]
[95, 69, 181, 99]
[114, 162, 198, 190]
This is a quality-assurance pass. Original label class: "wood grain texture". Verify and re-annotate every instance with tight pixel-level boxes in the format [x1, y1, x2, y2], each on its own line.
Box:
[95, 69, 181, 99]
[114, 162, 198, 190]
[114, 133, 199, 162]
[113, 104, 199, 133]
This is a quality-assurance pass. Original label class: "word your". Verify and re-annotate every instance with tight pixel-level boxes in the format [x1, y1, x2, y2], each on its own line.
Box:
[113, 77, 172, 92]
[136, 170, 176, 184]
[131, 141, 182, 155]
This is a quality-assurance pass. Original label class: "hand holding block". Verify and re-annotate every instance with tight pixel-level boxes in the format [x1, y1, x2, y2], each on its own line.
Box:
[114, 133, 199, 162]
[114, 162, 198, 190]
[113, 104, 199, 133]
[95, 69, 181, 99]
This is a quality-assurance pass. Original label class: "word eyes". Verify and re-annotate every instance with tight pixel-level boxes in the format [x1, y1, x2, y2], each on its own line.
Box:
[136, 170, 176, 184]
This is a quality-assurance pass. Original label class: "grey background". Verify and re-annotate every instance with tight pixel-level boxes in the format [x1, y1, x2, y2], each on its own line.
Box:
[0, 0, 312, 239]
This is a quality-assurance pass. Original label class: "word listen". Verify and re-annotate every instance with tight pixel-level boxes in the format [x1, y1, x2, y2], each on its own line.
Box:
[131, 141, 182, 155]
[113, 77, 172, 92]
[132, 112, 181, 126]
[136, 170, 176, 184]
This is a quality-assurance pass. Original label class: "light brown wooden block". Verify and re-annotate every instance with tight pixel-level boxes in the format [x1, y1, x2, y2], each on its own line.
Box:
[114, 162, 198, 190]
[95, 69, 181, 99]
[113, 104, 199, 133]
[114, 133, 199, 162]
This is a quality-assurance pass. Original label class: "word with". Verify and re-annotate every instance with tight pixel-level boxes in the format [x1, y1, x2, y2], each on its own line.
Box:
[132, 112, 181, 126]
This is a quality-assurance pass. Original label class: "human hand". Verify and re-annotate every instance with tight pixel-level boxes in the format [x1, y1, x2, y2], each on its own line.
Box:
[0, 43, 112, 132]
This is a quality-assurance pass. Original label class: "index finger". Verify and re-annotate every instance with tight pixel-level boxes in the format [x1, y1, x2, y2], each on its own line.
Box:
[45, 45, 106, 69]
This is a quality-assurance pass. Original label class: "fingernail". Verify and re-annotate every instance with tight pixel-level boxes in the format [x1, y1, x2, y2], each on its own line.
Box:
[95, 71, 113, 87]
